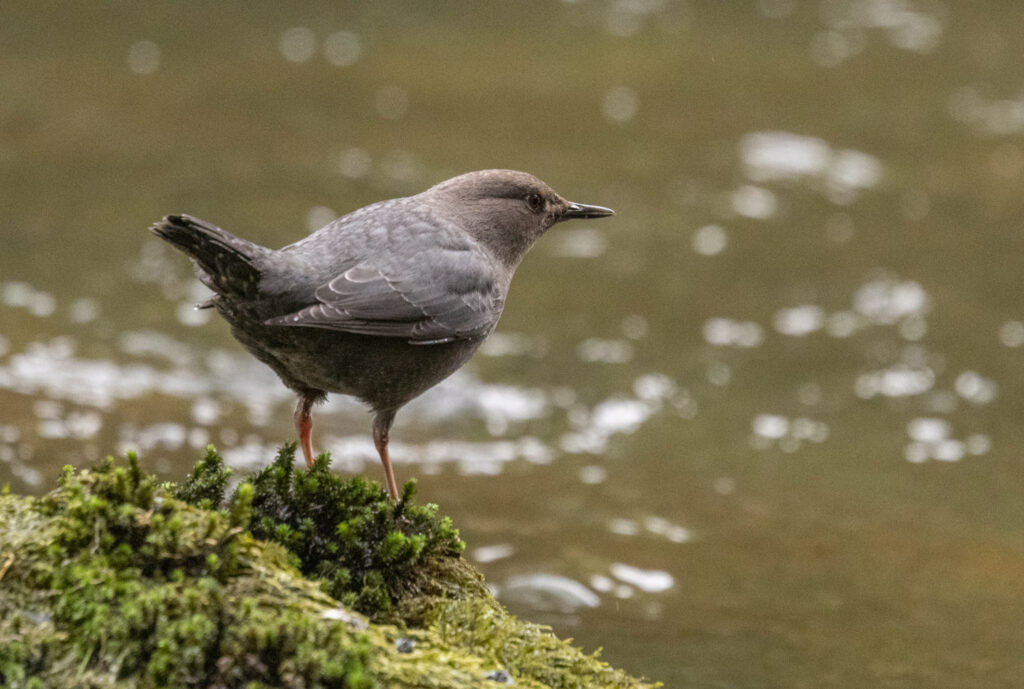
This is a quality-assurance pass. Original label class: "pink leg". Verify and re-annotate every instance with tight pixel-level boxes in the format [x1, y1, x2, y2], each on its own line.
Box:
[294, 395, 315, 469]
[373, 411, 400, 500]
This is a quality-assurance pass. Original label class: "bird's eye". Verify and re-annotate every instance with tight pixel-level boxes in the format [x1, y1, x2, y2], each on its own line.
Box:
[526, 193, 544, 213]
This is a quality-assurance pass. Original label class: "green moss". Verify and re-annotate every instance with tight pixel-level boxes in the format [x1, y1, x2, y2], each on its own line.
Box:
[176, 443, 476, 621]
[2, 451, 373, 688]
[0, 447, 657, 689]
[172, 445, 233, 510]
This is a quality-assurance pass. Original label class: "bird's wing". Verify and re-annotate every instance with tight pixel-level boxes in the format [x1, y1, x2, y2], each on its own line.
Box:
[264, 243, 502, 344]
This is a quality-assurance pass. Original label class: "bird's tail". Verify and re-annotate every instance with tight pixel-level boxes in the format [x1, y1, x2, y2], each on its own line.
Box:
[150, 214, 268, 297]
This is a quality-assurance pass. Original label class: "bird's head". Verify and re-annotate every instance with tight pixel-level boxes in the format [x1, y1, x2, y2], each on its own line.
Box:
[423, 169, 614, 268]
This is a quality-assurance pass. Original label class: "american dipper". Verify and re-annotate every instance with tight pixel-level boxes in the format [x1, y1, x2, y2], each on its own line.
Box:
[151, 169, 613, 499]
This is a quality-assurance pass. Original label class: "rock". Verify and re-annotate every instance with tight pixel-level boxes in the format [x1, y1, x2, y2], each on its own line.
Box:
[0, 445, 656, 689]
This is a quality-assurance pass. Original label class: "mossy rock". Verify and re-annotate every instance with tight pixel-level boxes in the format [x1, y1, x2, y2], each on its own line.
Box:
[0, 446, 657, 689]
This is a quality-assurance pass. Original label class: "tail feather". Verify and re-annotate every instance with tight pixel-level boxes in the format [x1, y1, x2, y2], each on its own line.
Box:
[150, 214, 267, 297]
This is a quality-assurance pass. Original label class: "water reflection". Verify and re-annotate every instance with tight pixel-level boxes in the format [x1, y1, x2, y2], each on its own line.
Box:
[323, 31, 362, 68]
[495, 562, 677, 616]
[608, 515, 691, 544]
[739, 131, 883, 205]
[751, 414, 829, 452]
[903, 417, 991, 464]
[703, 318, 764, 348]
[817, 0, 944, 57]
[338, 148, 373, 179]
[602, 85, 639, 124]
[853, 277, 929, 325]
[2, 281, 56, 317]
[691, 223, 727, 256]
[471, 543, 515, 564]
[730, 184, 777, 219]
[998, 320, 1024, 348]
[497, 574, 600, 613]
[127, 40, 161, 75]
[773, 304, 826, 336]
[576, 337, 633, 363]
[551, 227, 608, 258]
[278, 27, 317, 63]
[608, 563, 674, 594]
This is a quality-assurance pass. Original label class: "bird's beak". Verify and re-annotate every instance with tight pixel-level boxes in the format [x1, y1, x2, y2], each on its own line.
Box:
[562, 201, 615, 220]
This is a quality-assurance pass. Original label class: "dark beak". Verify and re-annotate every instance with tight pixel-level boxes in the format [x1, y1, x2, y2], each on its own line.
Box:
[562, 201, 615, 220]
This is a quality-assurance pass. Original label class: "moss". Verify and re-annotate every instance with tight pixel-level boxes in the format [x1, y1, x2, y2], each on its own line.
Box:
[173, 444, 477, 622]
[2, 452, 372, 688]
[0, 447, 658, 689]
[172, 445, 233, 510]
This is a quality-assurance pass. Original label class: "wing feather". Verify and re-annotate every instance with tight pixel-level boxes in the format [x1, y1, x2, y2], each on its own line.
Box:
[264, 242, 502, 344]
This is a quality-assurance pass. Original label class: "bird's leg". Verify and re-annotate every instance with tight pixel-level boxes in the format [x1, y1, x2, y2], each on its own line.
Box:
[372, 410, 400, 500]
[294, 394, 316, 469]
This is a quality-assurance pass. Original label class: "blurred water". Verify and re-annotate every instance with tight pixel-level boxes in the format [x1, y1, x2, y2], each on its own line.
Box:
[3, 2, 1024, 687]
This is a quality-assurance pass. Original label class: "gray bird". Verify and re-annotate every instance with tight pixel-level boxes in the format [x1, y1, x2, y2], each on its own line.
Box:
[151, 169, 614, 499]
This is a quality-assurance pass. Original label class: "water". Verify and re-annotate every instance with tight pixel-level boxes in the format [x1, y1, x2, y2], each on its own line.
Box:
[3, 2, 1024, 686]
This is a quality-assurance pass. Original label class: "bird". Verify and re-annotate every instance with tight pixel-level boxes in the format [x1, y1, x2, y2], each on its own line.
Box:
[150, 169, 614, 499]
